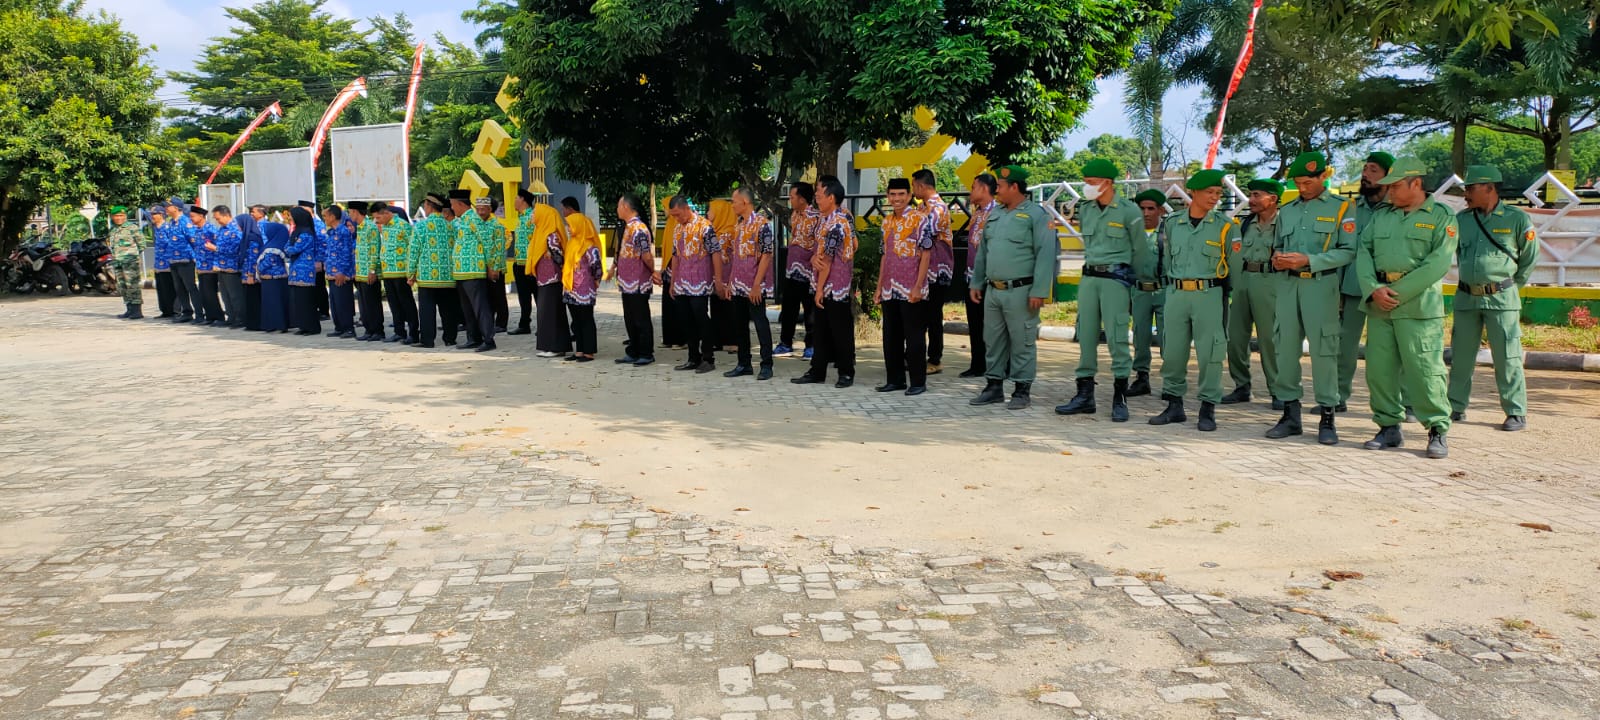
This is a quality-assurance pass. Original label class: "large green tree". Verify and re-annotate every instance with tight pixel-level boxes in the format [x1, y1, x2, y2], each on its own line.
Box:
[0, 0, 184, 251]
[501, 0, 1166, 203]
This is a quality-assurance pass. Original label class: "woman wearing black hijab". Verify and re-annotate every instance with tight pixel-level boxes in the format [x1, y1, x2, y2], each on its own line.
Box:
[286, 207, 323, 335]
[235, 213, 265, 330]
[255, 220, 292, 332]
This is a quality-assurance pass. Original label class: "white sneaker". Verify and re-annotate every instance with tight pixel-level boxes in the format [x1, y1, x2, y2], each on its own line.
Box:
[537, 351, 560, 358]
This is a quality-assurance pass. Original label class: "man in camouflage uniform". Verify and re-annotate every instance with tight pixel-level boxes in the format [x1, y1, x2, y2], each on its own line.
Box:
[107, 206, 145, 319]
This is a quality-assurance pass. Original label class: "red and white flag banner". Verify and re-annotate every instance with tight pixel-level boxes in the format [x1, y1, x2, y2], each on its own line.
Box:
[309, 77, 369, 169]
[402, 43, 426, 159]
[204, 101, 282, 184]
[1204, 0, 1263, 170]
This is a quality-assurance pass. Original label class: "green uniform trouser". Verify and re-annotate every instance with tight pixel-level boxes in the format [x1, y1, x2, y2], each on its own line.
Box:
[1448, 307, 1526, 417]
[113, 256, 143, 305]
[1226, 273, 1278, 391]
[1161, 285, 1226, 403]
[1336, 294, 1365, 404]
[1271, 274, 1341, 408]
[1131, 287, 1164, 373]
[984, 285, 1041, 384]
[1366, 316, 1451, 432]
[1076, 275, 1132, 379]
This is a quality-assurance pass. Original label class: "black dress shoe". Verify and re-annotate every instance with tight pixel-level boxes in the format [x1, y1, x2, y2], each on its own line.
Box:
[416, 342, 436, 348]
[695, 361, 716, 374]
[756, 366, 772, 381]
[958, 368, 984, 378]
[507, 327, 531, 335]
[905, 386, 926, 396]
[442, 338, 456, 346]
[575, 356, 594, 363]
[325, 331, 342, 337]
[384, 335, 403, 343]
[294, 330, 316, 336]
[675, 361, 698, 371]
[494, 326, 508, 333]
[458, 341, 483, 350]
[615, 355, 639, 364]
[1450, 410, 1467, 422]
[1500, 415, 1525, 432]
[340, 331, 356, 339]
[633, 358, 655, 367]
[475, 342, 497, 352]
[724, 365, 753, 378]
[791, 373, 824, 384]
[834, 375, 854, 388]
[563, 354, 580, 361]
[876, 382, 908, 393]
[1335, 403, 1349, 413]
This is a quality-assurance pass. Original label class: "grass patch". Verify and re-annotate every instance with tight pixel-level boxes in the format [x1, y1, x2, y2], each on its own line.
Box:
[1148, 517, 1182, 529]
[1566, 609, 1596, 621]
[422, 524, 445, 533]
[1211, 521, 1239, 534]
[1367, 613, 1400, 624]
[1023, 683, 1061, 701]
[1285, 588, 1311, 598]
[1039, 300, 1078, 327]
[1501, 617, 1534, 632]
[1339, 626, 1383, 642]
[32, 628, 57, 640]
[1134, 571, 1166, 583]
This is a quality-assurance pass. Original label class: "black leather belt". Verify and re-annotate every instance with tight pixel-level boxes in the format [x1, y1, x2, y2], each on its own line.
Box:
[1084, 263, 1130, 279]
[988, 277, 1033, 290]
[1243, 261, 1271, 273]
[1286, 268, 1337, 278]
[1462, 278, 1515, 296]
[1135, 281, 1161, 291]
[1170, 278, 1221, 291]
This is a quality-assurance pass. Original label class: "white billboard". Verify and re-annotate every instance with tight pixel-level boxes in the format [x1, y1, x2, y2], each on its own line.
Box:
[198, 183, 246, 214]
[330, 123, 409, 203]
[243, 147, 314, 207]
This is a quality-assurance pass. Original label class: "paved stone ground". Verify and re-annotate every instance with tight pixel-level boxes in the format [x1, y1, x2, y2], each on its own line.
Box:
[1, 295, 1598, 720]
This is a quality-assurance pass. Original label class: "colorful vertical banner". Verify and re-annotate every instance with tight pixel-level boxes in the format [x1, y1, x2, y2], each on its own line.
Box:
[204, 101, 282, 184]
[309, 77, 369, 169]
[401, 43, 426, 170]
[1204, 0, 1263, 169]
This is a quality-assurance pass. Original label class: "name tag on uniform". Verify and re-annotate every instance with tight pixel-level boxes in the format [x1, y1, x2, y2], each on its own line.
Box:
[1016, 213, 1029, 219]
[1107, 222, 1124, 228]
[1492, 228, 1511, 233]
[1316, 216, 1336, 222]
[1415, 223, 1436, 230]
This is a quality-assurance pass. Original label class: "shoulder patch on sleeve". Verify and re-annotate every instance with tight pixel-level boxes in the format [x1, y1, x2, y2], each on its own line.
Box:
[1524, 229, 1536, 241]
[1445, 225, 1456, 238]
[1341, 220, 1356, 234]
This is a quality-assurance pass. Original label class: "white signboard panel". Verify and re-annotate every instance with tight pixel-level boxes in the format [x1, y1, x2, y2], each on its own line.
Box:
[198, 183, 246, 214]
[243, 147, 314, 207]
[330, 123, 409, 203]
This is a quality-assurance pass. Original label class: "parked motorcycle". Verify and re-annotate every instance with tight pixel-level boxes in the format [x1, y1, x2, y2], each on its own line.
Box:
[4, 239, 71, 295]
[65, 238, 116, 295]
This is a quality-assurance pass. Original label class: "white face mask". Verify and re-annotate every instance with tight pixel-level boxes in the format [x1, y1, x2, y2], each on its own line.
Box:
[1081, 183, 1103, 201]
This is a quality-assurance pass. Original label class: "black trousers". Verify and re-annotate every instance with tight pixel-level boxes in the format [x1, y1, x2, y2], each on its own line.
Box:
[965, 295, 987, 375]
[883, 298, 929, 387]
[358, 280, 385, 336]
[491, 274, 509, 330]
[735, 296, 774, 367]
[660, 272, 685, 347]
[567, 303, 597, 355]
[535, 282, 570, 352]
[511, 263, 536, 331]
[382, 277, 419, 339]
[675, 294, 714, 364]
[807, 298, 855, 379]
[218, 272, 246, 327]
[778, 276, 813, 347]
[925, 283, 948, 365]
[314, 271, 329, 317]
[457, 278, 496, 346]
[198, 272, 223, 323]
[418, 286, 462, 345]
[328, 279, 355, 333]
[710, 295, 736, 348]
[170, 262, 198, 317]
[457, 285, 481, 344]
[290, 284, 321, 334]
[621, 292, 655, 360]
[154, 271, 175, 316]
[243, 281, 262, 330]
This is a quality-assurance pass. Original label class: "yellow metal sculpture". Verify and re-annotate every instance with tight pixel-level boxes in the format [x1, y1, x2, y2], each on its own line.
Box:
[851, 107, 991, 188]
[457, 76, 552, 267]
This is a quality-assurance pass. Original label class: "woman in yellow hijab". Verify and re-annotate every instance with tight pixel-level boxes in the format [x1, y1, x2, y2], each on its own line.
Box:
[559, 197, 604, 361]
[528, 203, 571, 357]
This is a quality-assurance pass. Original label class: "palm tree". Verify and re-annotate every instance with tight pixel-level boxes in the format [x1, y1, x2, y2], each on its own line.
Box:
[1120, 0, 1240, 179]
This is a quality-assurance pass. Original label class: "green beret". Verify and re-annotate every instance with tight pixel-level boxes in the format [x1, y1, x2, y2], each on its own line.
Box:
[1246, 178, 1283, 196]
[1286, 151, 1328, 179]
[1133, 189, 1168, 206]
[1365, 151, 1395, 172]
[107, 205, 128, 214]
[1463, 164, 1503, 185]
[1378, 157, 1428, 185]
[995, 165, 1030, 183]
[1081, 158, 1120, 180]
[1185, 169, 1226, 191]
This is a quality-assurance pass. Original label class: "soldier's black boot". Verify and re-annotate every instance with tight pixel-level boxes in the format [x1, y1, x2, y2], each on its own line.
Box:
[1220, 383, 1250, 405]
[126, 304, 143, 319]
[1111, 378, 1130, 423]
[1362, 425, 1403, 450]
[1501, 415, 1525, 432]
[1007, 382, 1031, 411]
[1054, 378, 1096, 415]
[1265, 400, 1302, 439]
[1197, 401, 1217, 432]
[116, 304, 131, 319]
[1147, 394, 1186, 425]
[1426, 427, 1449, 459]
[1126, 371, 1152, 397]
[1317, 405, 1338, 445]
[970, 380, 1004, 406]
[1404, 406, 1418, 424]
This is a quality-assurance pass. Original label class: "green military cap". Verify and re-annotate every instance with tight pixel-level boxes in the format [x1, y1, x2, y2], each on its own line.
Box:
[1246, 178, 1283, 195]
[1365, 151, 1395, 172]
[107, 205, 128, 214]
[1463, 164, 1503, 185]
[1286, 151, 1328, 178]
[995, 165, 1030, 183]
[1081, 158, 1120, 180]
[1185, 169, 1227, 191]
[1378, 157, 1428, 185]
[1133, 189, 1167, 206]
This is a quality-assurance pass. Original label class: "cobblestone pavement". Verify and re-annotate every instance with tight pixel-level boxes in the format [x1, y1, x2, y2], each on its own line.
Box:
[1, 296, 1599, 720]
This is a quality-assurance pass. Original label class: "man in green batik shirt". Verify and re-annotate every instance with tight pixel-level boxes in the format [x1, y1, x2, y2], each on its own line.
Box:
[1356, 158, 1457, 459]
[1148, 170, 1235, 432]
[1267, 150, 1357, 446]
[1449, 165, 1539, 432]
[1338, 151, 1395, 414]
[1222, 178, 1283, 410]
[508, 189, 537, 335]
[1055, 158, 1152, 422]
[1129, 188, 1168, 398]
[407, 192, 460, 348]
[969, 165, 1058, 411]
[107, 206, 145, 319]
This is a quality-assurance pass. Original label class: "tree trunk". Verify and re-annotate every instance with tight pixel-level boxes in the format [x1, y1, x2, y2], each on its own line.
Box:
[1148, 104, 1164, 180]
[0, 185, 35, 258]
[1553, 96, 1574, 170]
[1450, 116, 1468, 176]
[814, 132, 844, 179]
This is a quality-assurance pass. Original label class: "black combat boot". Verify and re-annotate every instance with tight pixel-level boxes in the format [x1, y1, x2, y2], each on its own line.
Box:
[116, 304, 131, 319]
[1148, 394, 1186, 425]
[1426, 428, 1448, 458]
[1501, 415, 1525, 432]
[1362, 425, 1402, 450]
[1317, 405, 1338, 445]
[1197, 401, 1217, 432]
[970, 380, 1005, 406]
[1006, 382, 1031, 410]
[1111, 377, 1130, 423]
[1054, 378, 1096, 415]
[1126, 371, 1152, 397]
[1220, 383, 1250, 405]
[1266, 400, 1302, 439]
[126, 304, 144, 319]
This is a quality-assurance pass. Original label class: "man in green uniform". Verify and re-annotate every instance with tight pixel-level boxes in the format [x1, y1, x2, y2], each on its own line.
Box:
[1268, 151, 1357, 445]
[1357, 158, 1456, 459]
[1056, 158, 1151, 422]
[1338, 151, 1394, 413]
[1222, 179, 1283, 410]
[970, 165, 1057, 411]
[407, 193, 460, 348]
[1449, 165, 1539, 431]
[108, 206, 145, 319]
[1129, 189, 1168, 397]
[1149, 170, 1236, 431]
